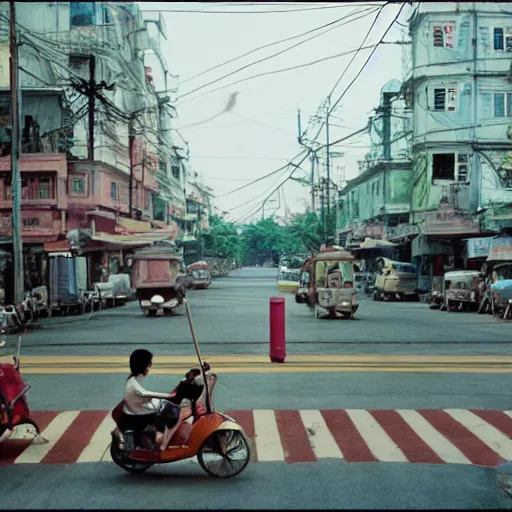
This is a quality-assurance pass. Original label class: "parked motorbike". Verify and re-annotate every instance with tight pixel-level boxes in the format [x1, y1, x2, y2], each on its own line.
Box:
[0, 336, 47, 445]
[109, 299, 251, 478]
[0, 292, 41, 335]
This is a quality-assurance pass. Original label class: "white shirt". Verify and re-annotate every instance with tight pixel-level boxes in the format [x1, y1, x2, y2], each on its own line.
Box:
[123, 375, 171, 415]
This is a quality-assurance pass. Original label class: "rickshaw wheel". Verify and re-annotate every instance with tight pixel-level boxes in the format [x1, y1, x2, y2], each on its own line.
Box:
[110, 442, 154, 473]
[197, 429, 250, 478]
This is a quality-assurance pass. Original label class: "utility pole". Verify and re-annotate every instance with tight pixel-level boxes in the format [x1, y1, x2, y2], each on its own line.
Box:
[325, 99, 331, 217]
[310, 153, 315, 211]
[88, 55, 95, 161]
[128, 114, 135, 216]
[9, 0, 24, 304]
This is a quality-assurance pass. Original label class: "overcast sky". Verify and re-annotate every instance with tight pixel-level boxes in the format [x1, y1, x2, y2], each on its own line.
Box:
[140, 1, 412, 223]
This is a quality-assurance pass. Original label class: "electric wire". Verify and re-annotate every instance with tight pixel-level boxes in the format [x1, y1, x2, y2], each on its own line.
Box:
[142, 4, 383, 14]
[181, 6, 376, 84]
[215, 149, 308, 198]
[177, 43, 380, 106]
[178, 6, 378, 91]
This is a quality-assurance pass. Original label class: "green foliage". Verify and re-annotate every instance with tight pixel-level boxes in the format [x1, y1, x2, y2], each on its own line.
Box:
[196, 210, 338, 266]
[196, 215, 242, 263]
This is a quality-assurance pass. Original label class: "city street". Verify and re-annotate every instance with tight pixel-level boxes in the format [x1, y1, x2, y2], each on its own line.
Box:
[1, 268, 512, 509]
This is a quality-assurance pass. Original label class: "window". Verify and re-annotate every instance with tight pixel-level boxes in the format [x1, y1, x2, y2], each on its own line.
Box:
[433, 87, 457, 111]
[171, 165, 180, 180]
[19, 175, 56, 200]
[111, 182, 119, 201]
[376, 181, 380, 197]
[494, 28, 504, 50]
[433, 24, 455, 48]
[432, 153, 455, 180]
[432, 153, 469, 182]
[493, 92, 512, 117]
[70, 177, 86, 196]
[493, 27, 512, 52]
[70, 2, 95, 26]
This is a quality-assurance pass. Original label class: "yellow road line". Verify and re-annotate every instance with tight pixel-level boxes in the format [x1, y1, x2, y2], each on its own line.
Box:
[15, 366, 512, 374]
[4, 354, 512, 364]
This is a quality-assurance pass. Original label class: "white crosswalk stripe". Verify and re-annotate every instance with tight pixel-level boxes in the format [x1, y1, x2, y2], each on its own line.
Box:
[299, 410, 343, 459]
[253, 409, 285, 461]
[445, 409, 512, 460]
[2, 409, 511, 467]
[346, 409, 408, 462]
[396, 409, 471, 464]
[77, 411, 116, 463]
[14, 411, 80, 464]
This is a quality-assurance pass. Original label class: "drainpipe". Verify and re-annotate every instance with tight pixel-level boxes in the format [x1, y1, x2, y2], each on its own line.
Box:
[472, 4, 479, 210]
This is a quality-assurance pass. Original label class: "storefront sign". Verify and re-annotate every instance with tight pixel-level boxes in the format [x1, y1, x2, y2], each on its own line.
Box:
[422, 207, 480, 235]
[387, 223, 419, 241]
[466, 237, 492, 259]
[0, 211, 55, 233]
[487, 236, 512, 262]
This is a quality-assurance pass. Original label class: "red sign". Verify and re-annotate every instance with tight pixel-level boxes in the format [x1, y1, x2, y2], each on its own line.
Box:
[0, 211, 56, 234]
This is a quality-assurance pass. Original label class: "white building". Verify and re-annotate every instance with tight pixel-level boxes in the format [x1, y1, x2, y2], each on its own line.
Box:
[406, 2, 512, 227]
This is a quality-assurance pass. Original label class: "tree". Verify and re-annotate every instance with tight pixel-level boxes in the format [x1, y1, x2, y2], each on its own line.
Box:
[196, 215, 242, 263]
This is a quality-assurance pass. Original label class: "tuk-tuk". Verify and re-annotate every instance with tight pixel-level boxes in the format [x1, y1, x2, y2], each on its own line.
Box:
[295, 256, 314, 303]
[489, 263, 512, 319]
[307, 250, 358, 319]
[277, 268, 300, 293]
[373, 258, 418, 301]
[131, 247, 187, 316]
[186, 261, 212, 290]
[429, 275, 444, 309]
[443, 270, 481, 312]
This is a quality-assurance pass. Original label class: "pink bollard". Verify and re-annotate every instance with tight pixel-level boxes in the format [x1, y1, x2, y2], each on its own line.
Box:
[269, 297, 286, 363]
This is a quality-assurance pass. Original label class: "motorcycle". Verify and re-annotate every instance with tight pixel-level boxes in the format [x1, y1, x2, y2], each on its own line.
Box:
[109, 298, 251, 478]
[0, 336, 47, 445]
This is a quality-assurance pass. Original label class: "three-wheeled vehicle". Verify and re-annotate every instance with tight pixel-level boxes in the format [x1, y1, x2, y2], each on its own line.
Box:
[429, 276, 444, 309]
[295, 256, 313, 304]
[186, 261, 212, 290]
[131, 247, 187, 316]
[442, 270, 481, 312]
[307, 250, 358, 319]
[489, 263, 512, 319]
[110, 299, 251, 477]
[0, 336, 47, 446]
[372, 258, 418, 301]
[277, 268, 300, 293]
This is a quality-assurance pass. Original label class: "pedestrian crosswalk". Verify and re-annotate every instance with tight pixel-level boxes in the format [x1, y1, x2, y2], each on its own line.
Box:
[1, 409, 512, 467]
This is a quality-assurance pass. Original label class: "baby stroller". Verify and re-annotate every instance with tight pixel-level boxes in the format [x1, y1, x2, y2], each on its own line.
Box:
[0, 336, 47, 444]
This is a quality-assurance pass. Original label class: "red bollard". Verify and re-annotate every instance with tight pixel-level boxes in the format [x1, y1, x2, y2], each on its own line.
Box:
[269, 297, 286, 363]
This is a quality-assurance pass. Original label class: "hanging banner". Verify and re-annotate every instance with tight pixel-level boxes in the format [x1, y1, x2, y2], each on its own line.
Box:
[487, 236, 512, 262]
[466, 237, 492, 259]
[0, 43, 9, 88]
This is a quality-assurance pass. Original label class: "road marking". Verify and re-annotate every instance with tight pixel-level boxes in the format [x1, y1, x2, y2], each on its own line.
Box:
[14, 411, 80, 464]
[396, 409, 470, 464]
[299, 410, 343, 459]
[445, 409, 512, 460]
[346, 409, 408, 462]
[77, 412, 115, 463]
[253, 410, 285, 462]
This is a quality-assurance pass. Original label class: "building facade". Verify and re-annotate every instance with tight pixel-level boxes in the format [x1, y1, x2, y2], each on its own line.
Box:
[0, 2, 201, 302]
[336, 2, 512, 292]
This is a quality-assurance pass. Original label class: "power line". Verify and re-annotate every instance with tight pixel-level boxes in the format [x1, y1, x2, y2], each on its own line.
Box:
[234, 152, 311, 223]
[215, 149, 308, 198]
[177, 43, 380, 106]
[179, 6, 378, 87]
[327, 3, 388, 100]
[142, 4, 384, 14]
[301, 3, 405, 149]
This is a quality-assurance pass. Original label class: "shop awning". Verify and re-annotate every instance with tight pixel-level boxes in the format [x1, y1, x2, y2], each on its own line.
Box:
[91, 231, 169, 247]
[116, 217, 154, 233]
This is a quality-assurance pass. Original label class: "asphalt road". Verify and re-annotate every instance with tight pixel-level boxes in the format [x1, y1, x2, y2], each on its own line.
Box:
[1, 268, 512, 509]
[8, 267, 512, 356]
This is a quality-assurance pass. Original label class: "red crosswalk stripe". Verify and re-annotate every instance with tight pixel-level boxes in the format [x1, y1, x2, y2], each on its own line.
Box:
[1, 409, 511, 467]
